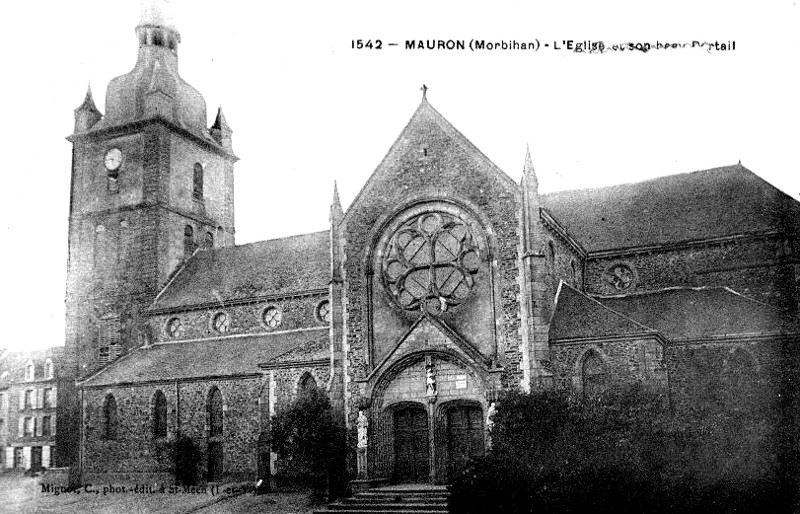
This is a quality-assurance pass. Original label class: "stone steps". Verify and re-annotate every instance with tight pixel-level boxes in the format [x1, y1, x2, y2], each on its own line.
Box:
[315, 486, 449, 514]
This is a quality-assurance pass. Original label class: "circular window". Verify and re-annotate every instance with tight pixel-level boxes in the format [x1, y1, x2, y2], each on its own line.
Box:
[382, 212, 481, 314]
[262, 306, 283, 329]
[166, 317, 182, 338]
[604, 263, 635, 291]
[317, 301, 331, 323]
[212, 312, 230, 333]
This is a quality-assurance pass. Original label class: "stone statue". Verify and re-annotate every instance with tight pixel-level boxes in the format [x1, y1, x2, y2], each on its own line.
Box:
[426, 364, 437, 397]
[357, 410, 368, 449]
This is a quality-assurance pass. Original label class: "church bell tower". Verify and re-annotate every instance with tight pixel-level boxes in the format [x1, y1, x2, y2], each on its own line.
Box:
[58, 0, 237, 470]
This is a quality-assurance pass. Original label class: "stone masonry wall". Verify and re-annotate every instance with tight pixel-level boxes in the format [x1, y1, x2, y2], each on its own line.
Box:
[586, 236, 798, 310]
[342, 108, 522, 428]
[82, 376, 264, 485]
[149, 293, 328, 343]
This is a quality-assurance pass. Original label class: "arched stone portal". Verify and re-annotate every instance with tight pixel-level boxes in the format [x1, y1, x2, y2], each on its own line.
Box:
[369, 350, 490, 484]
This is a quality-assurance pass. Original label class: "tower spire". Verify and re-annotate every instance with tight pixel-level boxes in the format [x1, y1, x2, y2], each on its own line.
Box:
[522, 143, 538, 191]
[73, 84, 102, 133]
[331, 181, 344, 220]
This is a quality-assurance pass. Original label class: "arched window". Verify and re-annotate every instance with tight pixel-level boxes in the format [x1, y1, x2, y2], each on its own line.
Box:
[184, 225, 195, 258]
[103, 394, 118, 440]
[548, 241, 556, 265]
[25, 361, 35, 382]
[581, 351, 606, 398]
[152, 390, 167, 439]
[571, 260, 578, 285]
[44, 359, 54, 379]
[208, 387, 223, 437]
[193, 163, 204, 200]
[298, 372, 317, 399]
[204, 232, 214, 249]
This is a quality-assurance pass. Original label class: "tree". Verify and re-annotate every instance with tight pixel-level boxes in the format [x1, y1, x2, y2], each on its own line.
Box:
[270, 387, 347, 502]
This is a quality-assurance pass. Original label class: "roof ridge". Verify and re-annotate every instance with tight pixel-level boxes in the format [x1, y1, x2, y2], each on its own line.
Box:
[541, 163, 744, 197]
[227, 230, 329, 249]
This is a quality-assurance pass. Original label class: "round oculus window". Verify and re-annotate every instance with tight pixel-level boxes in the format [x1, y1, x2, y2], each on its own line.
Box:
[166, 317, 182, 338]
[382, 212, 481, 314]
[317, 300, 331, 323]
[262, 306, 282, 329]
[212, 312, 230, 333]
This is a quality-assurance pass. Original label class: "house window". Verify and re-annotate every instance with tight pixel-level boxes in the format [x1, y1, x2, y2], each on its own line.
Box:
[23, 417, 33, 437]
[43, 389, 52, 409]
[152, 390, 167, 439]
[192, 163, 204, 200]
[44, 359, 54, 379]
[24, 390, 33, 409]
[204, 231, 214, 249]
[184, 225, 195, 258]
[25, 361, 35, 381]
[103, 394, 118, 440]
[42, 416, 51, 437]
[581, 350, 607, 399]
[208, 387, 223, 437]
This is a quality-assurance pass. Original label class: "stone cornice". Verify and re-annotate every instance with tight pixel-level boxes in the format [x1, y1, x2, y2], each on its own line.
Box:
[67, 116, 238, 162]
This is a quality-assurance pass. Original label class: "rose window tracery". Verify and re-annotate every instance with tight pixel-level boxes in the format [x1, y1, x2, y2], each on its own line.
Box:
[382, 212, 481, 314]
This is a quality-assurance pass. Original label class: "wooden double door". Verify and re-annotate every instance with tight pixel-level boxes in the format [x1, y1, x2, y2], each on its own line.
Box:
[393, 403, 485, 483]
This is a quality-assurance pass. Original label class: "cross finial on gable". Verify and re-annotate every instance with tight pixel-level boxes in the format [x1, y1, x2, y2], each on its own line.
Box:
[421, 84, 428, 100]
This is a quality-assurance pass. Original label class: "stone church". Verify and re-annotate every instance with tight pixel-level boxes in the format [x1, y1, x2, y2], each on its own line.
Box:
[56, 2, 800, 487]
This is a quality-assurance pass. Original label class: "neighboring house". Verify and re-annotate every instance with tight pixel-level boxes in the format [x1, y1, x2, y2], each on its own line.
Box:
[0, 348, 61, 471]
[56, 1, 800, 486]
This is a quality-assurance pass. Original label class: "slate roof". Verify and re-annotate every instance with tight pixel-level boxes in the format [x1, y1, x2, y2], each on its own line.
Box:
[549, 283, 658, 342]
[259, 338, 330, 367]
[541, 165, 800, 253]
[153, 231, 330, 310]
[595, 287, 798, 341]
[80, 328, 329, 387]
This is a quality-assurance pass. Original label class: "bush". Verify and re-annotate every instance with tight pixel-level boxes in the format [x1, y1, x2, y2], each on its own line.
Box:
[449, 384, 798, 514]
[170, 434, 200, 486]
[270, 387, 347, 502]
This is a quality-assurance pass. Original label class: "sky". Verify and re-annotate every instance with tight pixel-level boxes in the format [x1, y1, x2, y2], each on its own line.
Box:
[0, 0, 798, 352]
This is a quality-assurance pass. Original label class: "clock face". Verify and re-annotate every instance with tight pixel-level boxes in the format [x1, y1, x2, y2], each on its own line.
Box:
[104, 148, 123, 171]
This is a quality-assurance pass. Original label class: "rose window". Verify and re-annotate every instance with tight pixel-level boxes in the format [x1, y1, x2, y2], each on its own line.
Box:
[382, 212, 481, 314]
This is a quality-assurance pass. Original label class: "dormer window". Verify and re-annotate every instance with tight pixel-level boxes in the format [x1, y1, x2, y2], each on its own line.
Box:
[44, 359, 54, 380]
[25, 361, 35, 382]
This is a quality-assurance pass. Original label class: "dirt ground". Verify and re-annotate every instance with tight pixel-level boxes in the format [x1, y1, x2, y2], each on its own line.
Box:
[0, 472, 317, 514]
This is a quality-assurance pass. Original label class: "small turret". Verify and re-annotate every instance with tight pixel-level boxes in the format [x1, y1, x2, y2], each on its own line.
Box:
[520, 144, 541, 252]
[73, 85, 102, 133]
[210, 107, 233, 151]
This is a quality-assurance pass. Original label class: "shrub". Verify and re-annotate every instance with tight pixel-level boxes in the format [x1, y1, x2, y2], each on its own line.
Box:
[270, 387, 347, 502]
[449, 384, 798, 514]
[170, 434, 200, 486]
